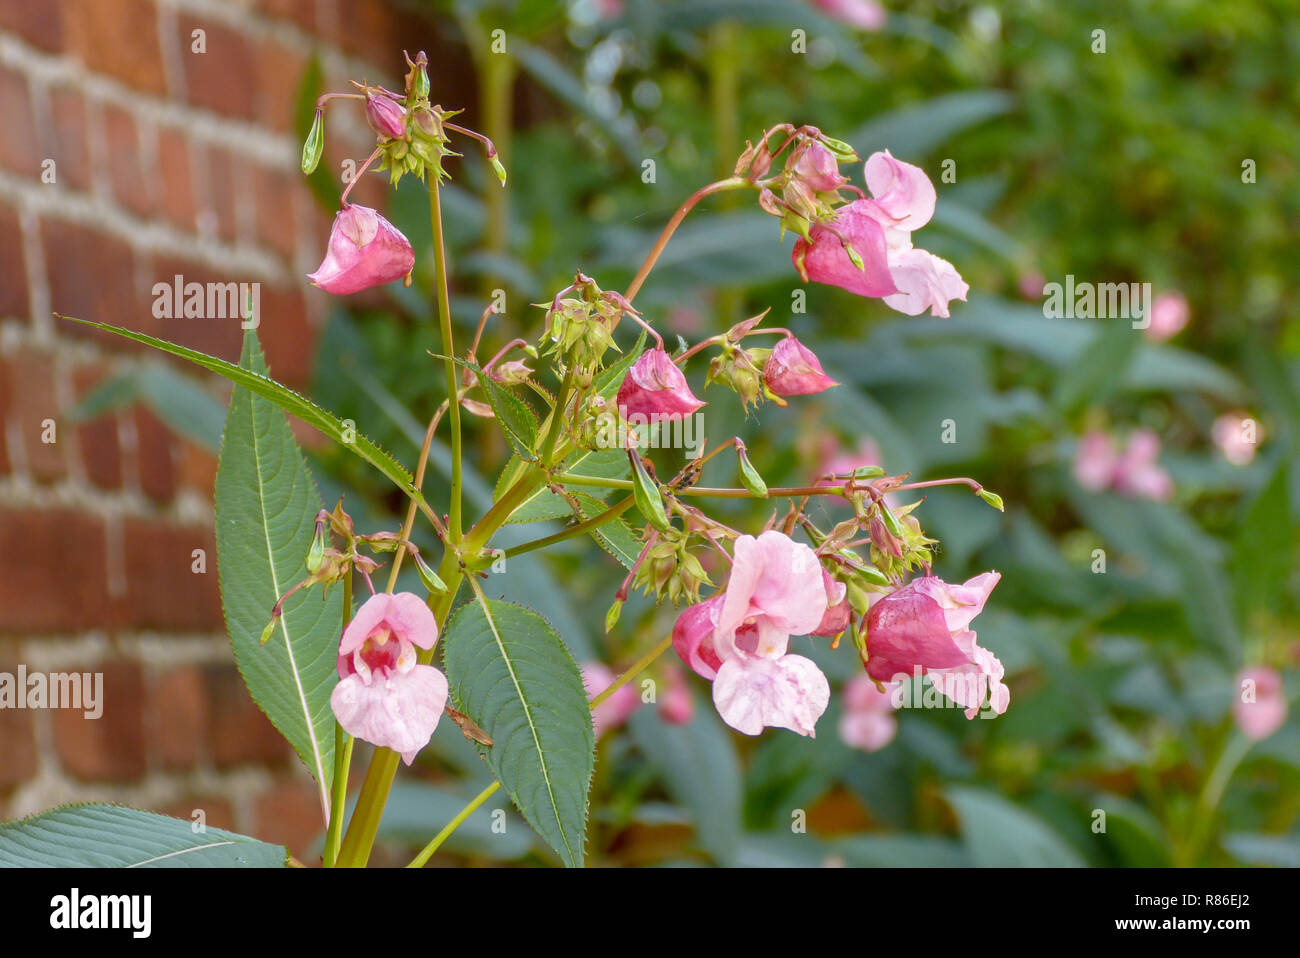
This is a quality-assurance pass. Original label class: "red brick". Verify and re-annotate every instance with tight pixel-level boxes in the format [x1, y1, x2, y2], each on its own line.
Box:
[0, 0, 65, 52]
[252, 780, 323, 862]
[51, 661, 147, 783]
[177, 15, 255, 120]
[178, 437, 218, 496]
[0, 361, 9, 478]
[70, 362, 124, 490]
[257, 286, 315, 387]
[0, 508, 109, 633]
[146, 665, 209, 769]
[5, 349, 67, 482]
[103, 104, 155, 219]
[252, 164, 299, 261]
[46, 88, 93, 192]
[254, 38, 309, 133]
[201, 145, 237, 242]
[0, 203, 28, 320]
[64, 0, 166, 95]
[206, 665, 290, 769]
[133, 406, 176, 503]
[156, 127, 196, 231]
[121, 517, 222, 630]
[158, 795, 236, 833]
[253, 0, 316, 32]
[43, 218, 141, 338]
[0, 67, 40, 178]
[145, 255, 245, 364]
[0, 655, 39, 787]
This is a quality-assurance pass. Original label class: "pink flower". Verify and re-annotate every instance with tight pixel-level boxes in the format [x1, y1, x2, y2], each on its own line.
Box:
[672, 531, 832, 736]
[365, 91, 407, 140]
[582, 662, 641, 738]
[1113, 429, 1174, 502]
[837, 674, 898, 751]
[793, 141, 848, 193]
[881, 248, 969, 319]
[616, 348, 705, 422]
[1073, 430, 1119, 492]
[812, 0, 887, 31]
[1146, 291, 1189, 341]
[812, 570, 850, 637]
[865, 572, 1007, 719]
[658, 665, 696, 726]
[764, 336, 839, 396]
[864, 150, 936, 233]
[330, 592, 448, 765]
[1233, 667, 1287, 741]
[793, 199, 898, 298]
[1213, 413, 1261, 466]
[308, 204, 415, 295]
[1018, 270, 1047, 301]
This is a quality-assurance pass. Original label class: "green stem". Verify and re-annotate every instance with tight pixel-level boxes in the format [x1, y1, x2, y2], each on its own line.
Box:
[407, 780, 502, 868]
[553, 472, 847, 500]
[432, 180, 464, 544]
[323, 573, 355, 867]
[502, 495, 635, 559]
[539, 366, 575, 465]
[1177, 731, 1253, 866]
[590, 634, 673, 711]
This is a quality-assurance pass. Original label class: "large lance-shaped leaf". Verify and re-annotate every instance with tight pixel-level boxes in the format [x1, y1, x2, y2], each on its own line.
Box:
[0, 804, 289, 867]
[215, 329, 341, 817]
[441, 599, 594, 867]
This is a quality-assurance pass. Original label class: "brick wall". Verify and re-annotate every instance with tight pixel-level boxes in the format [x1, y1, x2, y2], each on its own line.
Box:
[0, 0, 441, 860]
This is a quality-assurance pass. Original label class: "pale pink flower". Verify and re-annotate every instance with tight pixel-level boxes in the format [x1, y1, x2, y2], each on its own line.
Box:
[1113, 429, 1174, 502]
[793, 141, 848, 193]
[864, 150, 936, 233]
[308, 204, 415, 295]
[330, 592, 448, 765]
[1146, 291, 1189, 341]
[865, 572, 1007, 719]
[365, 91, 407, 140]
[812, 0, 887, 31]
[764, 336, 839, 396]
[881, 248, 969, 318]
[1233, 667, 1287, 741]
[616, 348, 705, 422]
[1212, 412, 1261, 466]
[838, 674, 898, 751]
[582, 662, 640, 737]
[672, 531, 832, 736]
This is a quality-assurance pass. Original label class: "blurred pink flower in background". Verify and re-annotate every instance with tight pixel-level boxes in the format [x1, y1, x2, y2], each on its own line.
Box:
[1212, 412, 1262, 466]
[1233, 667, 1288, 741]
[658, 664, 695, 726]
[1145, 291, 1189, 341]
[1073, 429, 1174, 502]
[1017, 270, 1046, 301]
[838, 674, 899, 751]
[582, 662, 641, 738]
[812, 0, 887, 31]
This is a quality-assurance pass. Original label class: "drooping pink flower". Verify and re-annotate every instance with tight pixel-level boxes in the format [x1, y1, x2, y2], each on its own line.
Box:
[793, 141, 848, 193]
[672, 531, 832, 736]
[1213, 412, 1262, 466]
[365, 91, 407, 140]
[812, 570, 850, 637]
[330, 592, 448, 764]
[881, 248, 970, 318]
[1145, 291, 1189, 341]
[582, 662, 641, 738]
[793, 199, 898, 298]
[812, 0, 887, 31]
[1113, 429, 1174, 502]
[764, 336, 839, 397]
[616, 348, 705, 422]
[865, 572, 1007, 719]
[308, 204, 415, 295]
[1233, 666, 1287, 741]
[837, 674, 898, 751]
[864, 150, 936, 234]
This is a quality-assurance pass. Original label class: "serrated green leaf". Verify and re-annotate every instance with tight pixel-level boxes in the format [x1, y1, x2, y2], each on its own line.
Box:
[483, 377, 540, 461]
[0, 804, 288, 867]
[573, 492, 642, 568]
[215, 329, 340, 818]
[59, 316, 419, 503]
[497, 448, 629, 524]
[441, 599, 594, 867]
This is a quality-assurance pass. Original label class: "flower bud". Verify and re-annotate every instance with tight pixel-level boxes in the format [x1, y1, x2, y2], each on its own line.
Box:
[616, 348, 705, 422]
[793, 140, 847, 193]
[764, 337, 838, 397]
[301, 110, 324, 174]
[366, 91, 407, 140]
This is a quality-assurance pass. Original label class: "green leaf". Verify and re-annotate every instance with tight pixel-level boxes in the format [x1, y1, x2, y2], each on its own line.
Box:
[59, 316, 418, 501]
[441, 598, 594, 867]
[483, 377, 540, 461]
[573, 492, 642, 568]
[946, 786, 1085, 867]
[215, 329, 341, 816]
[1231, 462, 1290, 618]
[0, 804, 288, 867]
[847, 90, 1015, 158]
[498, 448, 629, 525]
[1052, 321, 1142, 413]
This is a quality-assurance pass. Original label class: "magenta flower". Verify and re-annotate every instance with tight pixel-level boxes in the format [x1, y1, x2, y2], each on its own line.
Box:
[837, 674, 898, 752]
[793, 141, 848, 193]
[582, 662, 641, 738]
[330, 592, 448, 765]
[1146, 291, 1189, 341]
[764, 336, 839, 397]
[1233, 667, 1287, 741]
[308, 204, 415, 295]
[812, 0, 886, 30]
[672, 531, 832, 736]
[812, 570, 850, 637]
[865, 572, 1007, 719]
[365, 91, 407, 140]
[616, 348, 705, 422]
[793, 199, 898, 298]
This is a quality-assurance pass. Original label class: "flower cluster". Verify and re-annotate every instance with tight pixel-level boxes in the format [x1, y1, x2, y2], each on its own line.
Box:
[1074, 428, 1174, 501]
